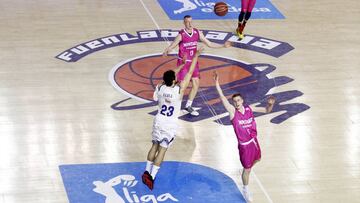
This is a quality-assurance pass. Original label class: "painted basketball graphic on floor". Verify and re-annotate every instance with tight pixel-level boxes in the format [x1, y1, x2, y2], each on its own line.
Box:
[109, 54, 310, 124]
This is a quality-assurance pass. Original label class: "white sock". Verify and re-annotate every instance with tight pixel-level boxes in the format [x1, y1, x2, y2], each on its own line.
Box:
[186, 100, 193, 108]
[145, 160, 153, 172]
[243, 185, 252, 201]
[151, 165, 160, 179]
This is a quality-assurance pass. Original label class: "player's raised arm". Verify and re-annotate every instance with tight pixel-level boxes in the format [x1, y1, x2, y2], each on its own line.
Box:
[172, 59, 186, 76]
[199, 31, 232, 49]
[179, 48, 203, 99]
[213, 71, 236, 119]
[153, 84, 160, 101]
[250, 96, 276, 113]
[163, 34, 182, 56]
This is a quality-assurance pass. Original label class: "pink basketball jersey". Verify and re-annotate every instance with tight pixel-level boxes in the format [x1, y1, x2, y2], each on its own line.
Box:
[178, 28, 200, 61]
[231, 106, 258, 143]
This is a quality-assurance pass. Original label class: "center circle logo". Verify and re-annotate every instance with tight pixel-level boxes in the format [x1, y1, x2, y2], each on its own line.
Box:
[109, 53, 309, 125]
[109, 53, 273, 102]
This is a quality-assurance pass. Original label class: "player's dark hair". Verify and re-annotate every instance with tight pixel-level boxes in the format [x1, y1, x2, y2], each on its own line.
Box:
[232, 93, 244, 100]
[184, 15, 192, 19]
[163, 70, 176, 87]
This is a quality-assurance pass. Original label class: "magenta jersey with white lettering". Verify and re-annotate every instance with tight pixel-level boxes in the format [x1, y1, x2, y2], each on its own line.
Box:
[231, 105, 258, 143]
[178, 28, 200, 61]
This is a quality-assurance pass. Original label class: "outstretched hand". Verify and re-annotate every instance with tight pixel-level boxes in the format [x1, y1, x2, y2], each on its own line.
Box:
[213, 71, 219, 83]
[196, 46, 204, 56]
[162, 48, 170, 57]
[224, 41, 232, 48]
[265, 95, 276, 113]
[267, 95, 276, 105]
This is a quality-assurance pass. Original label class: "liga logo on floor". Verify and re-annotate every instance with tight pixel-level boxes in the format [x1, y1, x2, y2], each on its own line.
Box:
[55, 29, 310, 124]
[157, 0, 285, 20]
[59, 162, 247, 203]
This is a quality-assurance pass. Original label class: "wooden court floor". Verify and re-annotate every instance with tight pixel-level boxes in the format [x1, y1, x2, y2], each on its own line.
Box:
[0, 0, 360, 202]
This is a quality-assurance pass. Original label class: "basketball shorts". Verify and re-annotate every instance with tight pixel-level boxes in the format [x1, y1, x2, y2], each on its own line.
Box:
[238, 137, 261, 169]
[241, 0, 256, 12]
[176, 59, 200, 81]
[151, 119, 178, 148]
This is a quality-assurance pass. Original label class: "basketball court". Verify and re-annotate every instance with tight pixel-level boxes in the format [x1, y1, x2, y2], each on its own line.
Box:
[0, 0, 360, 202]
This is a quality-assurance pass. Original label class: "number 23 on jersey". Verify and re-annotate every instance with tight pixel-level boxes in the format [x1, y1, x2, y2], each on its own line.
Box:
[160, 105, 174, 117]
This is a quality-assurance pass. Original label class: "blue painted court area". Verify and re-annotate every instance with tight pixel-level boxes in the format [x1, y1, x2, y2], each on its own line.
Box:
[157, 0, 285, 20]
[59, 161, 246, 203]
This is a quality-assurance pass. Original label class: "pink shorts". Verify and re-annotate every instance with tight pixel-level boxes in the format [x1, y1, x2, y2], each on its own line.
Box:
[176, 59, 200, 81]
[241, 0, 256, 12]
[238, 137, 261, 169]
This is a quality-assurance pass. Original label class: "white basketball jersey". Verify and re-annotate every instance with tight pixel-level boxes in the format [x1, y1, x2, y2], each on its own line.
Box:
[153, 84, 181, 125]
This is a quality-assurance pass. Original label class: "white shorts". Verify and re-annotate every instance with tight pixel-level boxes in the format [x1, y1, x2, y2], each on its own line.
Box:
[151, 119, 178, 148]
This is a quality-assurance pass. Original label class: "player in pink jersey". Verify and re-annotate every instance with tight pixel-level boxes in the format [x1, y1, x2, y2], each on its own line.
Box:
[236, 0, 257, 40]
[163, 15, 231, 116]
[213, 71, 275, 202]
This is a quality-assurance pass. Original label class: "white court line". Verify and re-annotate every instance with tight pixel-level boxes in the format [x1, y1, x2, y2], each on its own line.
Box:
[138, 0, 170, 45]
[138, 0, 274, 202]
[253, 170, 274, 203]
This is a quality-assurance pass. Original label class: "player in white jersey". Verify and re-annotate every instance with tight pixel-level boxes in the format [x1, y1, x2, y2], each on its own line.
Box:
[142, 48, 203, 190]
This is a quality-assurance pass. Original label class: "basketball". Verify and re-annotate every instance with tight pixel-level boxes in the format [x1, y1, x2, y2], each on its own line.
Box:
[214, 2, 228, 16]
